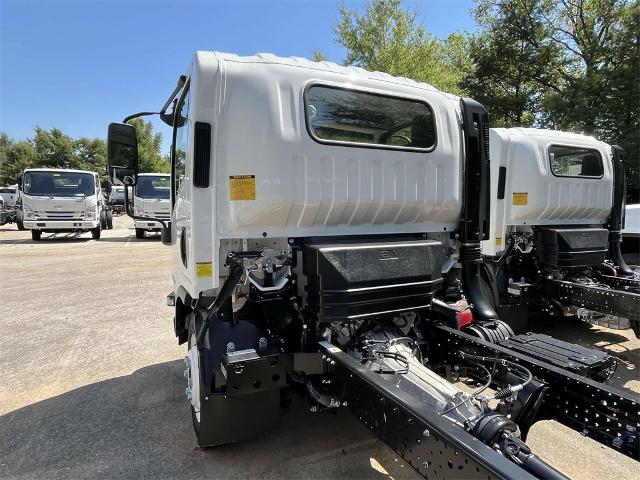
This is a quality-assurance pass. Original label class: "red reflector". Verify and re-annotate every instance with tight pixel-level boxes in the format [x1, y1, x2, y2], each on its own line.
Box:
[452, 300, 473, 329]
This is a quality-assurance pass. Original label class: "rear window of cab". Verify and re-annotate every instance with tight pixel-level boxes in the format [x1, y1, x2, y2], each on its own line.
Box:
[304, 85, 436, 151]
[548, 145, 604, 178]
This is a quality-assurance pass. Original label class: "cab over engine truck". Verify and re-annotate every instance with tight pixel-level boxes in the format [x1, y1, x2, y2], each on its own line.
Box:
[482, 129, 640, 337]
[133, 173, 171, 239]
[108, 52, 639, 479]
[21, 168, 105, 241]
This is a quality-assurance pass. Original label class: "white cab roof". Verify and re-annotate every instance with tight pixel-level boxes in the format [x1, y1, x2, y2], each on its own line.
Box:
[209, 51, 459, 101]
[491, 127, 610, 148]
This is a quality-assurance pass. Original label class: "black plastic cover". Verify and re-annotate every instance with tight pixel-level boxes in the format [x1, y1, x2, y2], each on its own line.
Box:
[536, 227, 608, 268]
[498, 333, 616, 381]
[303, 239, 444, 322]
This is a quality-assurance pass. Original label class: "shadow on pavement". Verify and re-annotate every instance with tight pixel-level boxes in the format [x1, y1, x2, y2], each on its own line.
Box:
[0, 360, 412, 480]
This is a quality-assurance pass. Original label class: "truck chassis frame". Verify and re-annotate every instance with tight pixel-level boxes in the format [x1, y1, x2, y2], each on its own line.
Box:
[318, 324, 639, 479]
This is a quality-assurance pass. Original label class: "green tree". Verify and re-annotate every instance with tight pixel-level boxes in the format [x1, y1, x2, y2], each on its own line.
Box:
[465, 0, 561, 126]
[0, 135, 36, 185]
[325, 0, 472, 96]
[128, 118, 170, 173]
[469, 0, 639, 201]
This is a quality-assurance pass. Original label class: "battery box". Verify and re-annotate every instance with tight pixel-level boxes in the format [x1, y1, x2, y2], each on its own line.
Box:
[499, 333, 616, 381]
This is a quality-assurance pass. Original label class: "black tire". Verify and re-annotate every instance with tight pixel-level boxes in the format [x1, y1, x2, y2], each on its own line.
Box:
[31, 229, 42, 241]
[186, 315, 206, 444]
[106, 210, 114, 229]
[100, 210, 107, 229]
[135, 228, 145, 239]
[16, 211, 25, 231]
[91, 226, 101, 240]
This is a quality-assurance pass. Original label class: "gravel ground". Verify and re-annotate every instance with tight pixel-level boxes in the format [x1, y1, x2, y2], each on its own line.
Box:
[0, 216, 638, 479]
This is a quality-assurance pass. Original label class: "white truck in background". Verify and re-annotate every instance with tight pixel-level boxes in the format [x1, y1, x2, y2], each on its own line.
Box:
[0, 184, 20, 227]
[21, 168, 104, 241]
[0, 185, 19, 204]
[482, 128, 640, 336]
[107, 184, 125, 214]
[133, 173, 171, 239]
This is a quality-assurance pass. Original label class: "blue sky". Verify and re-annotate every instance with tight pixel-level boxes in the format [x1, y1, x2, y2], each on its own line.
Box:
[0, 0, 477, 151]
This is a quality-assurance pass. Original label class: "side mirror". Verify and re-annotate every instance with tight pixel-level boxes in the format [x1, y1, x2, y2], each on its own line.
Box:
[105, 183, 112, 194]
[108, 122, 139, 186]
[161, 221, 172, 245]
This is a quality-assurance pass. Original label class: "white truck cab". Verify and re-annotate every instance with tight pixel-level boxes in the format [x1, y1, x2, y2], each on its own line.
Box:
[21, 168, 103, 241]
[483, 128, 614, 257]
[133, 173, 171, 239]
[482, 128, 639, 335]
[0, 185, 19, 204]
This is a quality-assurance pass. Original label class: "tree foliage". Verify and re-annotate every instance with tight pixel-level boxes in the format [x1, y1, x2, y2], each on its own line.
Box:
[128, 118, 170, 174]
[327, 0, 472, 96]
[467, 0, 639, 200]
[0, 120, 169, 186]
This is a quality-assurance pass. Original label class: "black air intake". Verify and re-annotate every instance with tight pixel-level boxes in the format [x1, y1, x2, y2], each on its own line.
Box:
[303, 240, 444, 322]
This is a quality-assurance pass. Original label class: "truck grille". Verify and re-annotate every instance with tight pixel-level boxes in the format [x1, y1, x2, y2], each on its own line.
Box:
[41, 211, 83, 220]
[147, 213, 170, 220]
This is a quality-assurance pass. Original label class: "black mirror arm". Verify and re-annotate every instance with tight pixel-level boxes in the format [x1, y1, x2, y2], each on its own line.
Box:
[122, 111, 159, 124]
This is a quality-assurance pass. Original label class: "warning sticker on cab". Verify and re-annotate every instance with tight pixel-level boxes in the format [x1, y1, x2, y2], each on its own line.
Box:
[196, 262, 213, 278]
[229, 175, 256, 201]
[495, 237, 503, 246]
[512, 192, 528, 206]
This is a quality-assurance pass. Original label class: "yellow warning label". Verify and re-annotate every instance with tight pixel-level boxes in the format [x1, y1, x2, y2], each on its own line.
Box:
[495, 237, 503, 246]
[196, 262, 213, 278]
[512, 192, 528, 206]
[229, 175, 256, 201]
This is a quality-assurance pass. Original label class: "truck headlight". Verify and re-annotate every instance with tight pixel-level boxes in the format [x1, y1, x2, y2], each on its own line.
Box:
[84, 206, 96, 219]
[23, 207, 34, 219]
[134, 206, 143, 216]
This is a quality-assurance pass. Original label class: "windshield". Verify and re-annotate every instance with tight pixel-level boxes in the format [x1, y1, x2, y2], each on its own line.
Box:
[23, 171, 95, 197]
[135, 175, 170, 199]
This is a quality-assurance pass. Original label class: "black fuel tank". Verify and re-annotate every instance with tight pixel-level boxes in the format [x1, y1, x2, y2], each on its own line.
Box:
[303, 239, 444, 322]
[535, 227, 608, 268]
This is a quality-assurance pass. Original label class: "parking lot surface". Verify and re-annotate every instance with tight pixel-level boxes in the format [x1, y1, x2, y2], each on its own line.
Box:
[1, 216, 638, 479]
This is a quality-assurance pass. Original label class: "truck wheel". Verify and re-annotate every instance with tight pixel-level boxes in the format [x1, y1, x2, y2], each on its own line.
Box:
[187, 318, 204, 438]
[16, 211, 25, 231]
[106, 210, 114, 229]
[91, 226, 101, 240]
[185, 314, 280, 447]
[100, 210, 107, 229]
[135, 228, 145, 239]
[31, 229, 42, 241]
